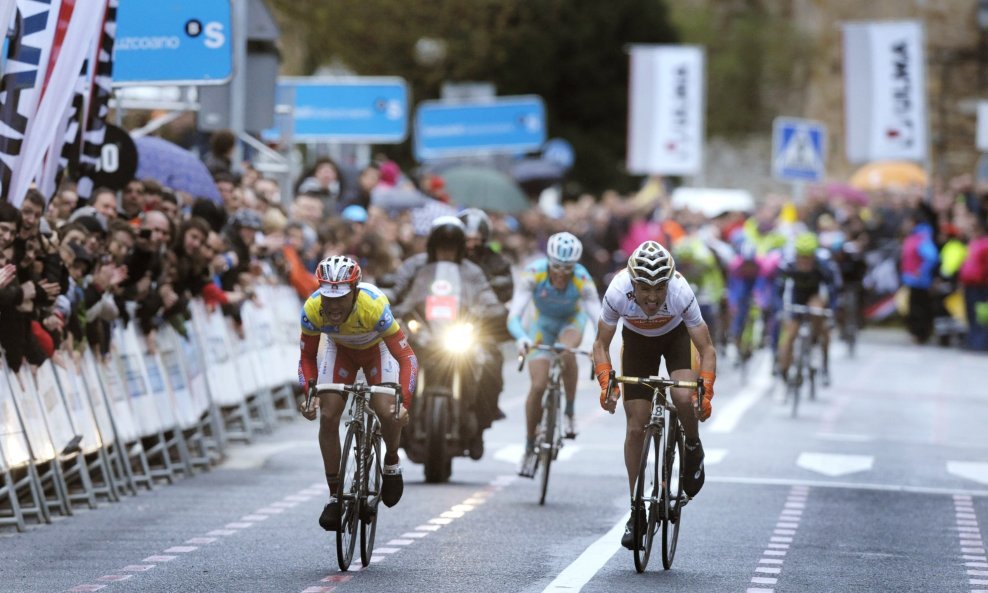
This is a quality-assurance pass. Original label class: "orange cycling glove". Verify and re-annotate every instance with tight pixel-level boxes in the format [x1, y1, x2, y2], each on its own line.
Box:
[595, 362, 621, 411]
[695, 371, 715, 421]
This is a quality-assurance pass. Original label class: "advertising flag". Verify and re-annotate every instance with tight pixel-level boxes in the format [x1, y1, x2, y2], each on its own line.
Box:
[0, 0, 61, 205]
[627, 45, 706, 176]
[6, 0, 104, 205]
[843, 20, 928, 164]
[75, 0, 115, 200]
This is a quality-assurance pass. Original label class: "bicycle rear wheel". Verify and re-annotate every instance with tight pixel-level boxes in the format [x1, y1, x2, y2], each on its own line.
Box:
[538, 388, 559, 505]
[662, 423, 684, 569]
[336, 424, 360, 571]
[633, 425, 661, 572]
[360, 432, 382, 567]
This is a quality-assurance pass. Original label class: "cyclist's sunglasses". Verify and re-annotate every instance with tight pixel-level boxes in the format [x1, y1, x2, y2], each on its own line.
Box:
[549, 262, 574, 273]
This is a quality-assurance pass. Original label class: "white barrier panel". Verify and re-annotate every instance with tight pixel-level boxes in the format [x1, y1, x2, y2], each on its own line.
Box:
[80, 350, 118, 445]
[9, 369, 55, 462]
[231, 323, 259, 397]
[240, 299, 281, 392]
[174, 326, 211, 422]
[124, 325, 180, 433]
[92, 351, 140, 444]
[53, 362, 103, 454]
[33, 362, 78, 455]
[156, 328, 200, 430]
[271, 286, 303, 386]
[113, 326, 162, 438]
[190, 301, 243, 407]
[0, 364, 31, 468]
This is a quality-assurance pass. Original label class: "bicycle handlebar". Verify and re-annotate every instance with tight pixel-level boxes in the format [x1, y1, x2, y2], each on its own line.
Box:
[306, 379, 402, 420]
[605, 371, 705, 417]
[516, 343, 592, 372]
[785, 304, 833, 318]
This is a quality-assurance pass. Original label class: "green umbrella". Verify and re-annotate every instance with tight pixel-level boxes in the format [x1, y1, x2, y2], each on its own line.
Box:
[442, 166, 531, 213]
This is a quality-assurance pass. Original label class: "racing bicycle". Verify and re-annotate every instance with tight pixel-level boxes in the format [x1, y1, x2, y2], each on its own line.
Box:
[608, 372, 703, 572]
[306, 380, 400, 571]
[784, 304, 832, 418]
[517, 343, 591, 505]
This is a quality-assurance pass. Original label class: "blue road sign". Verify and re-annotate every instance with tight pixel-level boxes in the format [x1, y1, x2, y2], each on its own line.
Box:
[114, 0, 232, 86]
[268, 77, 408, 143]
[414, 96, 546, 161]
[772, 117, 827, 183]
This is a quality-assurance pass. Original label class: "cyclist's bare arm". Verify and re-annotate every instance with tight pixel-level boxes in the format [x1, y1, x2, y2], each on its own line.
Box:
[686, 322, 717, 375]
[592, 319, 617, 366]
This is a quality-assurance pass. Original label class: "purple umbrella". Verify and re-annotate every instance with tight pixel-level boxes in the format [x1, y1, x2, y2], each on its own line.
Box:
[822, 182, 869, 206]
[133, 136, 222, 204]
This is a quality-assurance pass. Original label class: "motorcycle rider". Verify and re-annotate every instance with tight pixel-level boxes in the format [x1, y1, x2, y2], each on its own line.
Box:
[385, 216, 505, 459]
[459, 208, 514, 422]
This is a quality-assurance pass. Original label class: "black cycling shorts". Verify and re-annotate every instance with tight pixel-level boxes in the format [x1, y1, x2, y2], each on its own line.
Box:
[621, 322, 692, 401]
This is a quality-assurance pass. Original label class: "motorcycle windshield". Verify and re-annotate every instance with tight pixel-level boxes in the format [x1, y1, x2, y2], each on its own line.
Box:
[408, 262, 463, 326]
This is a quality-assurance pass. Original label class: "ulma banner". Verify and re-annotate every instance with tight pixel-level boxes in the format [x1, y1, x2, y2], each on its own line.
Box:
[843, 20, 928, 164]
[626, 45, 706, 176]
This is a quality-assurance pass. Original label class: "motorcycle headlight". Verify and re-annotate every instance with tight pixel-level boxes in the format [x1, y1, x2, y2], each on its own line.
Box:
[443, 323, 474, 353]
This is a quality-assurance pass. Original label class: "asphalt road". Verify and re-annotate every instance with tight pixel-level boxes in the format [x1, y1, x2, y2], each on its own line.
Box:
[2, 328, 986, 593]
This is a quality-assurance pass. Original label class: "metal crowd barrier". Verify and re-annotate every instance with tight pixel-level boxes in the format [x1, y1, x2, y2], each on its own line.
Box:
[0, 285, 302, 532]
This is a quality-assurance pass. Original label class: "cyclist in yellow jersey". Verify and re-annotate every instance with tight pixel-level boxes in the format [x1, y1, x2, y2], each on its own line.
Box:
[298, 255, 418, 531]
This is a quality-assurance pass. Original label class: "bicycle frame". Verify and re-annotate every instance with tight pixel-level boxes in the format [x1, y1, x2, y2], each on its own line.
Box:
[517, 343, 591, 504]
[306, 380, 400, 570]
[609, 372, 702, 572]
[783, 304, 832, 415]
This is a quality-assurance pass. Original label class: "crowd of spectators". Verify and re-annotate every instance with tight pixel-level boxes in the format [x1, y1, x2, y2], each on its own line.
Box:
[2, 138, 987, 377]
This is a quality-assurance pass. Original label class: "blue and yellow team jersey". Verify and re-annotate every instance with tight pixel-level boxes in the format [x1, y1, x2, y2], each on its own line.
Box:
[300, 283, 399, 349]
[524, 259, 595, 320]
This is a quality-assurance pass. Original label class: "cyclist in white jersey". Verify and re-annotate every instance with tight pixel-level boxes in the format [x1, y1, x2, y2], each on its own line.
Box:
[591, 240, 717, 550]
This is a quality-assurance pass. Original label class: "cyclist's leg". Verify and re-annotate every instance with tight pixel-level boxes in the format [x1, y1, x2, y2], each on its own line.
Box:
[318, 339, 352, 494]
[526, 358, 550, 444]
[665, 324, 698, 441]
[621, 327, 662, 495]
[362, 343, 404, 465]
[777, 315, 799, 379]
[808, 295, 830, 380]
[558, 314, 585, 414]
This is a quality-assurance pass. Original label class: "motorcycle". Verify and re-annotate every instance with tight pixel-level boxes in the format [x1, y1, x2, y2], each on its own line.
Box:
[394, 261, 493, 483]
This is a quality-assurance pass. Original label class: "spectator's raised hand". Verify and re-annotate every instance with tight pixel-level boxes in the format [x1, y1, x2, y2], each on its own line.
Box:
[0, 263, 15, 287]
[39, 279, 60, 298]
[109, 264, 128, 286]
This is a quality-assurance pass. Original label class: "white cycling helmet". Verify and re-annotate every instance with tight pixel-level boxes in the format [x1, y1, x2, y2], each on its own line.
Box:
[547, 232, 582, 265]
[627, 241, 676, 286]
[315, 255, 362, 298]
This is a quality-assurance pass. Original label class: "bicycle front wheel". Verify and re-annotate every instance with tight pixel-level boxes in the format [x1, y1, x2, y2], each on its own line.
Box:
[538, 388, 559, 505]
[360, 431, 382, 567]
[336, 424, 360, 571]
[662, 423, 684, 569]
[633, 425, 661, 572]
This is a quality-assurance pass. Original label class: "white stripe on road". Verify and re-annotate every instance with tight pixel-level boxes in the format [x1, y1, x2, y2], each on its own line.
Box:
[710, 354, 772, 434]
[541, 511, 630, 593]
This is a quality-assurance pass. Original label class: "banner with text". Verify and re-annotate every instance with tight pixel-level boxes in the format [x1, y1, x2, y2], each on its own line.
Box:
[843, 20, 928, 164]
[626, 45, 706, 176]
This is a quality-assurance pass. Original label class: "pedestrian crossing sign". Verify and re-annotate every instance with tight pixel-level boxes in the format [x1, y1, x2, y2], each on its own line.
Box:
[772, 117, 827, 183]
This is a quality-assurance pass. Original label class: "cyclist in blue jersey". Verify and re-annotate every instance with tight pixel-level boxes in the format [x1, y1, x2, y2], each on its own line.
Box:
[508, 232, 601, 477]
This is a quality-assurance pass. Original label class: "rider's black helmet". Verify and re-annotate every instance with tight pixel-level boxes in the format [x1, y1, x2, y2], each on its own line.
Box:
[426, 215, 466, 263]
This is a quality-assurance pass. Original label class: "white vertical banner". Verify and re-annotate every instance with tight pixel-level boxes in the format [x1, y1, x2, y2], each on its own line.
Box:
[977, 101, 988, 153]
[627, 44, 706, 176]
[843, 20, 928, 164]
[7, 0, 103, 205]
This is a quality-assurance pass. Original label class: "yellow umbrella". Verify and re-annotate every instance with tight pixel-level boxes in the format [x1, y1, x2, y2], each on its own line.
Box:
[849, 160, 928, 191]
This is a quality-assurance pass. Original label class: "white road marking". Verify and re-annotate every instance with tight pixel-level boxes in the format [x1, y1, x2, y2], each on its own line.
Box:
[540, 511, 630, 593]
[797, 452, 874, 477]
[948, 462, 988, 486]
[710, 355, 772, 433]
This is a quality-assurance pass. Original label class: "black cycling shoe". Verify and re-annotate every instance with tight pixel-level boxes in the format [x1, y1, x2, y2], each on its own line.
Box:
[620, 508, 647, 550]
[381, 466, 403, 507]
[319, 499, 340, 531]
[682, 439, 705, 497]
